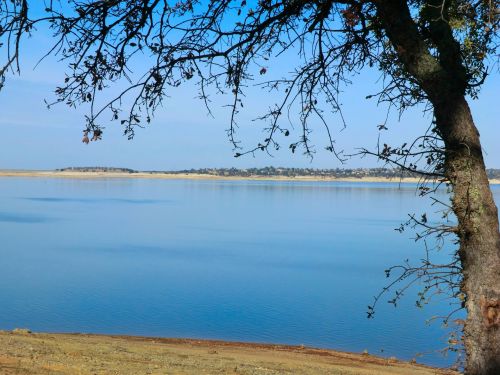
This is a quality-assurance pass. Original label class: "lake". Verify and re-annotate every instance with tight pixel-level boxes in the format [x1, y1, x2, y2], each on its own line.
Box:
[1, 177, 498, 367]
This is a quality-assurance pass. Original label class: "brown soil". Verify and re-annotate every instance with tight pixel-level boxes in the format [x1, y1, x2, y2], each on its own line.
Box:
[0, 331, 459, 375]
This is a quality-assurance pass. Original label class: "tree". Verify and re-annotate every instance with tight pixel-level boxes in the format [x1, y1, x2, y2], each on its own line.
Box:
[1, 1, 499, 373]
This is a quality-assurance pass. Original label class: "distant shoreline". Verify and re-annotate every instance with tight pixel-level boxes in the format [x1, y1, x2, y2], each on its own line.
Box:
[0, 170, 499, 184]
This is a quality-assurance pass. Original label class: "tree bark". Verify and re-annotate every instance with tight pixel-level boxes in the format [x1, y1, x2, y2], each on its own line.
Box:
[373, 1, 500, 373]
[435, 96, 500, 375]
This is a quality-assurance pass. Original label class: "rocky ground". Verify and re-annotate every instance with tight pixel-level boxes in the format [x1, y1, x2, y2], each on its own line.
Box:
[0, 330, 459, 375]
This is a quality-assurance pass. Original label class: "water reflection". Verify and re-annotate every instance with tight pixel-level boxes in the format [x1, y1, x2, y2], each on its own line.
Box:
[0, 178, 498, 368]
[0, 211, 54, 223]
[21, 197, 168, 204]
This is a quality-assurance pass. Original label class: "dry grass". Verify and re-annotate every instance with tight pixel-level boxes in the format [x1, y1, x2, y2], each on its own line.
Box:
[0, 331, 459, 375]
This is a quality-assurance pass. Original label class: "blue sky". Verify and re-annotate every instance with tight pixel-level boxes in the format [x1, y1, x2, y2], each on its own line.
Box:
[0, 10, 498, 171]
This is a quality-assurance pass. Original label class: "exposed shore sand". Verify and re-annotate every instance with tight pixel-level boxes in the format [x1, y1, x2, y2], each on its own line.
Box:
[2, 170, 498, 184]
[0, 331, 458, 375]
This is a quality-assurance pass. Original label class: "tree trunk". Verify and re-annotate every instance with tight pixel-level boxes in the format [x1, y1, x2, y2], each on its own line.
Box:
[372, 1, 500, 371]
[434, 97, 500, 375]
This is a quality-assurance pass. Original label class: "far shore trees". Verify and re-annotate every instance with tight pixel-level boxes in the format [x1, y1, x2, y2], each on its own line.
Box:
[1, 1, 499, 373]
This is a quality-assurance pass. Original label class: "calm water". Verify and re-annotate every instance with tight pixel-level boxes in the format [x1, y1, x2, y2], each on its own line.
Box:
[1, 178, 498, 367]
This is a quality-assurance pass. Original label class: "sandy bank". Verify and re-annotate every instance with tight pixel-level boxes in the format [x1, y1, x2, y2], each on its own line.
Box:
[0, 170, 421, 182]
[2, 170, 498, 184]
[0, 331, 458, 375]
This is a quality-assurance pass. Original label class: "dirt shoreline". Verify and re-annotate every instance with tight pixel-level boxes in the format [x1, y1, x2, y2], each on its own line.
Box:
[0, 331, 458, 375]
[1, 170, 498, 184]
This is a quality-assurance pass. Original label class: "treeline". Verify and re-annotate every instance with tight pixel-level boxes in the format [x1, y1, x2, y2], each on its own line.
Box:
[487, 169, 500, 179]
[58, 166, 500, 179]
[58, 167, 136, 173]
[169, 167, 422, 178]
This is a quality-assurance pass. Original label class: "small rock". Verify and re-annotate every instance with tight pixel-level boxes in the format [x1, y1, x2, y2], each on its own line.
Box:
[12, 328, 31, 335]
[362, 349, 369, 356]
